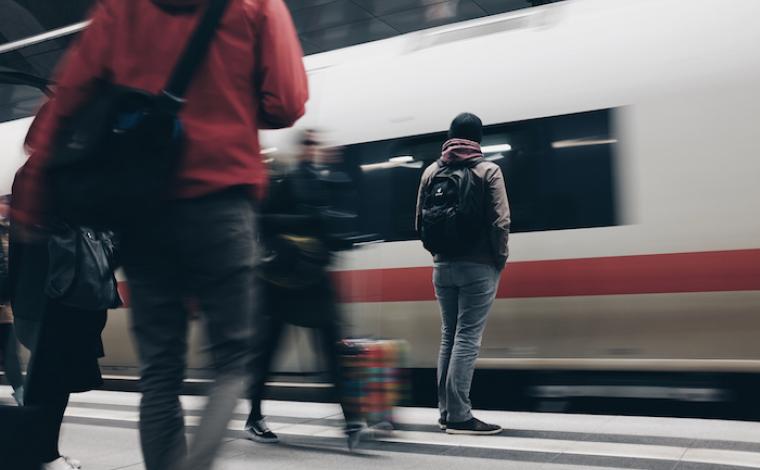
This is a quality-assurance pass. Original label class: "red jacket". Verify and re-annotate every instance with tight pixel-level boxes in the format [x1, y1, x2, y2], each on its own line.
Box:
[14, 0, 308, 227]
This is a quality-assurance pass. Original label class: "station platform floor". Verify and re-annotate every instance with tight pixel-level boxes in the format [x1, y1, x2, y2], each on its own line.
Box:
[3, 386, 760, 470]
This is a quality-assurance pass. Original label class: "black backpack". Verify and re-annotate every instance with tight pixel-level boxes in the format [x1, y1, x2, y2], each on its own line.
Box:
[44, 0, 230, 229]
[420, 158, 486, 256]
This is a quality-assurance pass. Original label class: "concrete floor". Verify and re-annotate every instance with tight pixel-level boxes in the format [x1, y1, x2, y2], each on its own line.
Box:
[3, 387, 760, 470]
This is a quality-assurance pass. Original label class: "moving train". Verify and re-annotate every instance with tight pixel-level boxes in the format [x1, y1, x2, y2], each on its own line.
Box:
[2, 0, 760, 407]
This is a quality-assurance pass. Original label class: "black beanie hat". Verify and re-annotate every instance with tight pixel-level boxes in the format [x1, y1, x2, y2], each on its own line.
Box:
[448, 112, 483, 143]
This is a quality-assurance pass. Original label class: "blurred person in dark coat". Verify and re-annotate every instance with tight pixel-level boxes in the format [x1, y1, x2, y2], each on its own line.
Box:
[0, 194, 24, 406]
[245, 130, 363, 448]
[9, 167, 111, 470]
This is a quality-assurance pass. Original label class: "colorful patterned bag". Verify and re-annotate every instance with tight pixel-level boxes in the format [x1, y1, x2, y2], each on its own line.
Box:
[340, 339, 409, 428]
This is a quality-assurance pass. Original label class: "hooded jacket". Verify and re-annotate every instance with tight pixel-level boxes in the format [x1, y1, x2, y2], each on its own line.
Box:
[416, 139, 511, 270]
[13, 0, 308, 227]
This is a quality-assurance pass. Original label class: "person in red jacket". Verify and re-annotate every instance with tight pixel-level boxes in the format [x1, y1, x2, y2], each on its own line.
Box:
[13, 1, 308, 469]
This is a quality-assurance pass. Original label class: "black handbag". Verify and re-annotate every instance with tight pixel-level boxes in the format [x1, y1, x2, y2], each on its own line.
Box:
[258, 232, 332, 290]
[44, 0, 230, 229]
[257, 175, 332, 290]
[45, 225, 120, 311]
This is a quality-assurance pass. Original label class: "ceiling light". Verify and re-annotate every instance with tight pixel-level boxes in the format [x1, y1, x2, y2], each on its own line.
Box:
[361, 162, 396, 171]
[389, 155, 414, 163]
[552, 138, 618, 149]
[361, 159, 423, 172]
[481, 144, 512, 153]
[261, 147, 278, 155]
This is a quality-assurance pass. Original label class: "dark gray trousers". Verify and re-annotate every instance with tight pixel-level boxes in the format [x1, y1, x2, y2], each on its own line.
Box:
[121, 189, 256, 470]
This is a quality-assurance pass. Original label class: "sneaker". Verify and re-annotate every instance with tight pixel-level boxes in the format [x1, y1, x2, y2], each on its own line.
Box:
[345, 422, 365, 451]
[12, 386, 24, 406]
[438, 412, 447, 430]
[42, 457, 79, 470]
[445, 417, 502, 435]
[368, 421, 394, 438]
[372, 421, 394, 431]
[62, 457, 82, 469]
[245, 418, 279, 443]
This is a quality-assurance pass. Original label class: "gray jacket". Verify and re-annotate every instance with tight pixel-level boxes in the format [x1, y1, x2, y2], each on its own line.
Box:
[416, 150, 511, 270]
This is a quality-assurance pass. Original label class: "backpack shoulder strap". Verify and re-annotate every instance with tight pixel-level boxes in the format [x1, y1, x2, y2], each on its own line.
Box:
[160, 0, 231, 112]
[465, 156, 486, 168]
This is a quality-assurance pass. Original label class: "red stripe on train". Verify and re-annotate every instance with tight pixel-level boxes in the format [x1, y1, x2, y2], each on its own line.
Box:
[332, 249, 760, 302]
[115, 248, 760, 308]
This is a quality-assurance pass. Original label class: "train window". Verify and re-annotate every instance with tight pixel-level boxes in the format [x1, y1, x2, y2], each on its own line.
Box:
[0, 83, 46, 123]
[0, 35, 75, 123]
[343, 131, 448, 242]
[343, 108, 617, 241]
[0, 34, 76, 81]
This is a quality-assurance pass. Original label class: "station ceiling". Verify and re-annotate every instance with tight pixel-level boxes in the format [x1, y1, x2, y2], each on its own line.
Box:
[0, 0, 561, 78]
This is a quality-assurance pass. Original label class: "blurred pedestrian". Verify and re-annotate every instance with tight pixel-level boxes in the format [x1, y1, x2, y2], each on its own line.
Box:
[0, 195, 24, 406]
[11, 1, 308, 469]
[247, 130, 364, 449]
[10, 166, 119, 470]
[416, 112, 510, 435]
[0, 305, 23, 406]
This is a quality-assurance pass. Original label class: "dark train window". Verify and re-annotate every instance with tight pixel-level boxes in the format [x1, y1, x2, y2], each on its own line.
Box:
[0, 33, 76, 81]
[342, 108, 618, 242]
[0, 35, 75, 123]
[0, 83, 46, 123]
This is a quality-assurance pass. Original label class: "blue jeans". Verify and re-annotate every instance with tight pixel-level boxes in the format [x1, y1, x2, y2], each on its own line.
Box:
[434, 261, 499, 423]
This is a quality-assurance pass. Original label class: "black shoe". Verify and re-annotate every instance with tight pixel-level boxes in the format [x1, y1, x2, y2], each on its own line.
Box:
[369, 421, 394, 438]
[438, 411, 447, 430]
[445, 417, 502, 435]
[245, 418, 279, 443]
[346, 423, 365, 451]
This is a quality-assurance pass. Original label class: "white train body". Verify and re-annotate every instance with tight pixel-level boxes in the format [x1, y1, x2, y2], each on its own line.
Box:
[2, 0, 760, 379]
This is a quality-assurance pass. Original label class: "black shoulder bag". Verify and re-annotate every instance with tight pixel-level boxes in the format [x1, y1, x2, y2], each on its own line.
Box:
[45, 0, 230, 229]
[45, 225, 121, 311]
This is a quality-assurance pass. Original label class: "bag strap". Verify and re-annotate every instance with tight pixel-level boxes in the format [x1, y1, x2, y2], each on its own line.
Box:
[160, 0, 231, 112]
[465, 156, 485, 168]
